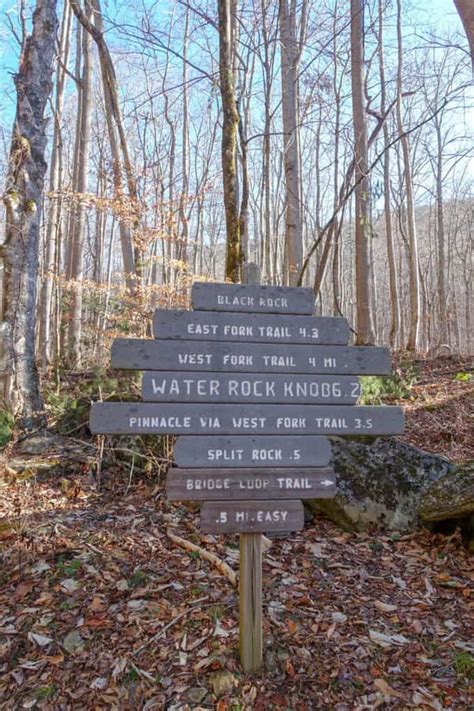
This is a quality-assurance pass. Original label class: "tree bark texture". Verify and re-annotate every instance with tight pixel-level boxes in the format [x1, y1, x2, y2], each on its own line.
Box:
[0, 0, 58, 425]
[453, 0, 474, 73]
[378, 0, 399, 348]
[396, 0, 421, 351]
[70, 0, 138, 292]
[39, 0, 72, 367]
[218, 0, 242, 283]
[279, 0, 304, 286]
[350, 0, 375, 345]
[68, 1, 93, 366]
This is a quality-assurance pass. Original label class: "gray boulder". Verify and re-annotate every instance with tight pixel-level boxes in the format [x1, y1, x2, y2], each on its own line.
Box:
[309, 436, 454, 531]
[418, 461, 474, 522]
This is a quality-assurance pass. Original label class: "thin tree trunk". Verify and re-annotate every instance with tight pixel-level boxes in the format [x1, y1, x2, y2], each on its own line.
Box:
[68, 0, 93, 366]
[378, 0, 399, 348]
[435, 121, 447, 345]
[178, 7, 190, 267]
[218, 0, 242, 282]
[279, 0, 305, 286]
[396, 0, 421, 351]
[351, 0, 375, 344]
[0, 0, 58, 425]
[69, 0, 137, 292]
[39, 0, 72, 367]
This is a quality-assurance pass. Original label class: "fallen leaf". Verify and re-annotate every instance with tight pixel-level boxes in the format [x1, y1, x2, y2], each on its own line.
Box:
[28, 632, 53, 648]
[326, 622, 336, 640]
[210, 669, 235, 697]
[61, 578, 79, 594]
[62, 630, 85, 654]
[374, 601, 397, 613]
[44, 653, 64, 665]
[374, 678, 404, 699]
[369, 629, 410, 648]
[12, 582, 34, 602]
[287, 618, 298, 634]
[88, 596, 105, 612]
[412, 687, 443, 710]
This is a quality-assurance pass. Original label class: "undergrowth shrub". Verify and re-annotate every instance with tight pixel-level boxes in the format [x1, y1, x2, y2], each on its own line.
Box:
[359, 365, 417, 404]
[0, 408, 14, 449]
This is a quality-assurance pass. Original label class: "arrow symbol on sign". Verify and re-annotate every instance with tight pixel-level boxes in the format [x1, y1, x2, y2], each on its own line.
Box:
[321, 480, 334, 487]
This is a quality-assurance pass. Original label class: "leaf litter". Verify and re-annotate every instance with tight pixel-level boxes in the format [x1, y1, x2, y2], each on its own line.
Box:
[0, 465, 472, 710]
[1, 358, 473, 710]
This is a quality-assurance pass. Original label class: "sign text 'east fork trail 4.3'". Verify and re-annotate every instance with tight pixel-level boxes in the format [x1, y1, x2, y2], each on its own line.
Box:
[89, 280, 404, 674]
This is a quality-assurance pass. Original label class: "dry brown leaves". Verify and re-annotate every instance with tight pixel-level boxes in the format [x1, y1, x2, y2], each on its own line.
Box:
[0, 461, 472, 710]
[0, 356, 473, 709]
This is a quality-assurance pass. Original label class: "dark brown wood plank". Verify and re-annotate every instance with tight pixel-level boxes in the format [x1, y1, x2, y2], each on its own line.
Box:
[200, 500, 304, 533]
[173, 435, 331, 468]
[166, 467, 336, 500]
[153, 310, 349, 345]
[111, 339, 392, 375]
[192, 282, 314, 314]
[90, 402, 404, 435]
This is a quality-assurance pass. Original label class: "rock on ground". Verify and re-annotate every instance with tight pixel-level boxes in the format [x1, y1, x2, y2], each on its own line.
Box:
[309, 436, 454, 531]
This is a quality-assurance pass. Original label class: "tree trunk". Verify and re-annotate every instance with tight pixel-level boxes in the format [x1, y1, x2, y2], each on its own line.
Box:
[378, 0, 399, 348]
[68, 0, 93, 367]
[39, 0, 72, 367]
[350, 0, 375, 345]
[396, 0, 421, 351]
[218, 0, 242, 282]
[279, 0, 304, 286]
[0, 0, 58, 426]
[70, 0, 137, 293]
[435, 121, 447, 346]
[453, 0, 474, 73]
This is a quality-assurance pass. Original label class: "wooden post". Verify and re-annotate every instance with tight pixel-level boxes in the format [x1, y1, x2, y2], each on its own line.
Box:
[240, 261, 263, 673]
[239, 533, 262, 672]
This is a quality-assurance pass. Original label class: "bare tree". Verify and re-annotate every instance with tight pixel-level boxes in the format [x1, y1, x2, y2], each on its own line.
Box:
[0, 0, 58, 425]
[351, 0, 375, 344]
[279, 0, 306, 286]
[218, 0, 242, 282]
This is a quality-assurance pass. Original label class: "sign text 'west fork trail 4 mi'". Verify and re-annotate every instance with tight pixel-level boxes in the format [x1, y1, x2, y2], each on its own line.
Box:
[90, 281, 404, 671]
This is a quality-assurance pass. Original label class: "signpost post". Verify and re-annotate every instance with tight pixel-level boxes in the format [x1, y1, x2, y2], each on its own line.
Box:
[90, 270, 404, 674]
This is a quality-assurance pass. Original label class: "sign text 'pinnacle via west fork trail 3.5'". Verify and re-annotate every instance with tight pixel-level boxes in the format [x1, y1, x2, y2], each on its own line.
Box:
[89, 402, 404, 435]
[89, 280, 405, 674]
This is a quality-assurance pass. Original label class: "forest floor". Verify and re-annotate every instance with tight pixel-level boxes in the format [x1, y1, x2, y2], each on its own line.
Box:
[0, 354, 473, 710]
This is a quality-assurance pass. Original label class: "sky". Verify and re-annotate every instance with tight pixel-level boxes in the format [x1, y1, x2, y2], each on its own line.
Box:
[0, 0, 471, 165]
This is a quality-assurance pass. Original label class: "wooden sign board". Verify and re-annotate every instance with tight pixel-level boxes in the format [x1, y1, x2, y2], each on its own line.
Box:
[200, 500, 304, 534]
[173, 435, 332, 468]
[167, 467, 336, 500]
[142, 372, 360, 404]
[112, 339, 392, 375]
[192, 282, 315, 315]
[90, 402, 404, 435]
[153, 310, 349, 345]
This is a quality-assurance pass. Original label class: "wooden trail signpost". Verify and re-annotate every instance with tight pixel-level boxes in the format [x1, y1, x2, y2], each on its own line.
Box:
[90, 278, 404, 674]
